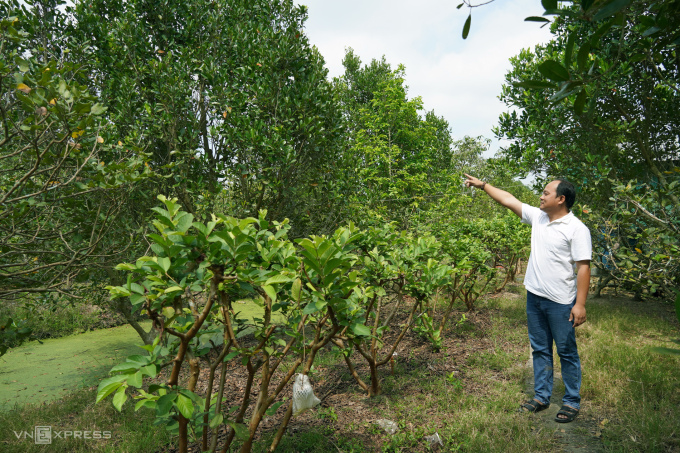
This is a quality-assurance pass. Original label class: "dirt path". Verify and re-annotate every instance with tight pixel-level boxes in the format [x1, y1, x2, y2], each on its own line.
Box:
[523, 358, 604, 452]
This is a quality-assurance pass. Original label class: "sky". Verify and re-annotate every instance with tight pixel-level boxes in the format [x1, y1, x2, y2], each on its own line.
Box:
[294, 0, 553, 156]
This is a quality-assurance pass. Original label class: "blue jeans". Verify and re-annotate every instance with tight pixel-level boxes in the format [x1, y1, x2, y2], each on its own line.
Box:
[526, 291, 581, 409]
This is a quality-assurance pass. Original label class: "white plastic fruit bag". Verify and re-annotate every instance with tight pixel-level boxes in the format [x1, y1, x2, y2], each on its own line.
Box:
[292, 373, 321, 416]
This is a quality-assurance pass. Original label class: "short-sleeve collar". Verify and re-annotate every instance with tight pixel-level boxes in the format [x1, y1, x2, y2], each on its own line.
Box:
[548, 211, 574, 225]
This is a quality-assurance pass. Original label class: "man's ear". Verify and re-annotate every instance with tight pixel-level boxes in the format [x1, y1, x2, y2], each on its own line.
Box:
[557, 195, 566, 205]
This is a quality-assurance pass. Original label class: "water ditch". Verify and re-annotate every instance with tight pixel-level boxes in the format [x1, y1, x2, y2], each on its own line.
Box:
[0, 300, 274, 410]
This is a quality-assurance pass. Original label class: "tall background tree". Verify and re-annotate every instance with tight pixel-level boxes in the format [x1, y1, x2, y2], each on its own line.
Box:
[70, 0, 347, 237]
[0, 1, 157, 350]
[334, 49, 456, 228]
[495, 0, 680, 298]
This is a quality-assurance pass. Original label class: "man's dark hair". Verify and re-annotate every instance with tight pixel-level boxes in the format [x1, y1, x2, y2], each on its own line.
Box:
[555, 179, 576, 210]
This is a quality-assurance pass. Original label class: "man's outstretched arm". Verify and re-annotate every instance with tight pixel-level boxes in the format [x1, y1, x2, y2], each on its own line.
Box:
[464, 174, 523, 218]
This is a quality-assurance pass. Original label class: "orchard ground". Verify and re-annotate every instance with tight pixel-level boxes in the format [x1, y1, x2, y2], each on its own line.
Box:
[0, 283, 678, 452]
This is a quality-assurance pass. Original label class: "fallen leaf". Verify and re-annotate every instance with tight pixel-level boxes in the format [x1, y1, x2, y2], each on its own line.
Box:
[600, 418, 609, 426]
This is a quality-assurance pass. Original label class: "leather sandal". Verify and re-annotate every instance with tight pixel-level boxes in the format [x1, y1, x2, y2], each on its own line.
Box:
[555, 405, 579, 423]
[520, 399, 550, 413]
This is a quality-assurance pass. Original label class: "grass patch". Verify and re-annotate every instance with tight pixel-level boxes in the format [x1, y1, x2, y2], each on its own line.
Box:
[578, 295, 680, 452]
[253, 426, 367, 453]
[0, 386, 171, 453]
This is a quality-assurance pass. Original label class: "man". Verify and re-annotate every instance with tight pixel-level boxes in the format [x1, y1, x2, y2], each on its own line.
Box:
[463, 174, 591, 423]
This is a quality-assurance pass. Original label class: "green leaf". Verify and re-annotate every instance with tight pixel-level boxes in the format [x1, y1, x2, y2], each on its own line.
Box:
[135, 399, 156, 412]
[564, 31, 575, 68]
[512, 80, 557, 90]
[537, 60, 570, 82]
[291, 278, 302, 302]
[109, 363, 140, 374]
[550, 81, 582, 102]
[592, 0, 632, 21]
[302, 302, 319, 315]
[141, 364, 158, 378]
[96, 374, 127, 403]
[524, 16, 550, 23]
[641, 26, 661, 38]
[127, 370, 144, 388]
[175, 213, 194, 233]
[351, 323, 371, 337]
[149, 384, 164, 394]
[239, 217, 259, 230]
[590, 18, 615, 47]
[164, 286, 183, 294]
[148, 233, 170, 246]
[574, 91, 587, 115]
[323, 258, 344, 277]
[16, 57, 29, 72]
[541, 0, 557, 11]
[112, 384, 128, 412]
[227, 421, 249, 441]
[156, 392, 177, 416]
[576, 42, 591, 72]
[90, 103, 107, 115]
[175, 393, 194, 419]
[130, 283, 145, 294]
[266, 401, 285, 416]
[126, 355, 150, 366]
[265, 274, 291, 286]
[223, 351, 240, 362]
[209, 413, 224, 429]
[130, 294, 146, 308]
[262, 284, 277, 302]
[462, 14, 471, 39]
[158, 257, 171, 272]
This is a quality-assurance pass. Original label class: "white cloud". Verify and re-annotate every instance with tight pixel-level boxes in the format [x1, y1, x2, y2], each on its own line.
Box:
[296, 0, 553, 153]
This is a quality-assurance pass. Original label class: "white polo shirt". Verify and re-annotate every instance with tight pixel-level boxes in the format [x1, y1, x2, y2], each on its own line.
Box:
[522, 204, 592, 304]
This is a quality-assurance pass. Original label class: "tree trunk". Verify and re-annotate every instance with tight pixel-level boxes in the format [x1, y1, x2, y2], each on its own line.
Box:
[112, 298, 158, 345]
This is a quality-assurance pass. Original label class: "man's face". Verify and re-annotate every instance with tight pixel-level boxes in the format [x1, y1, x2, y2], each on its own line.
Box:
[539, 180, 564, 213]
